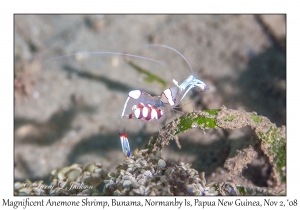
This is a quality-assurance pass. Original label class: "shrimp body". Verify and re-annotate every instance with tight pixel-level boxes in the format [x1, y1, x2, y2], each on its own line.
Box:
[120, 75, 208, 157]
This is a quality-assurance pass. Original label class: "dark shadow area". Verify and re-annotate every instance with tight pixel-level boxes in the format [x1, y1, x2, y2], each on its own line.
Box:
[191, 16, 286, 126]
[237, 46, 286, 126]
[242, 143, 272, 187]
[63, 64, 157, 96]
[14, 153, 36, 181]
[14, 155, 52, 184]
[67, 133, 120, 163]
[197, 44, 286, 127]
[14, 102, 96, 146]
[242, 162, 271, 187]
[175, 134, 231, 175]
[67, 130, 151, 165]
[254, 15, 286, 53]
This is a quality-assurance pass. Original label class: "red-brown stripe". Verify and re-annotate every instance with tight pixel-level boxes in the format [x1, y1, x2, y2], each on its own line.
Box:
[119, 131, 127, 138]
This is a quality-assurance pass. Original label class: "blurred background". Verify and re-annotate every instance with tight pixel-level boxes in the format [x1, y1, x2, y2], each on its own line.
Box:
[14, 15, 286, 190]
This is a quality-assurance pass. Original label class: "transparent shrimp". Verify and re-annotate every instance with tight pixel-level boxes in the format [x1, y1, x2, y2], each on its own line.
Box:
[120, 74, 208, 157]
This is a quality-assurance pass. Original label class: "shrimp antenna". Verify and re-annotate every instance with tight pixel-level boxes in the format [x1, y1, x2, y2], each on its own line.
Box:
[145, 44, 193, 75]
[47, 51, 169, 67]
